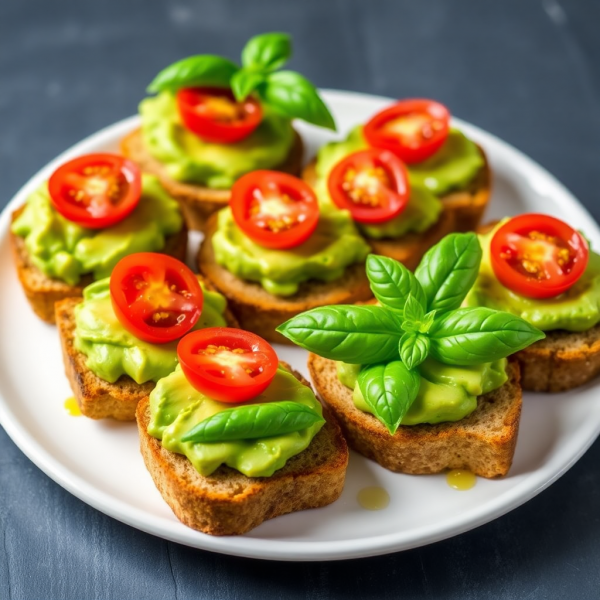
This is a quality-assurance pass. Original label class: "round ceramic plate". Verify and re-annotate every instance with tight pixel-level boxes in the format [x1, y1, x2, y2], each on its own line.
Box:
[1, 90, 599, 562]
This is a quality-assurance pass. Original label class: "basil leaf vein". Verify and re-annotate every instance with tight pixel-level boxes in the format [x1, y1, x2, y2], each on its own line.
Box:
[399, 332, 430, 369]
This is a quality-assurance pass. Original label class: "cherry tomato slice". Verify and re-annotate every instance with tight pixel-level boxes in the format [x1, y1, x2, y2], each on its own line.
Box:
[177, 328, 279, 403]
[176, 87, 262, 144]
[110, 253, 204, 344]
[327, 148, 410, 224]
[230, 170, 320, 249]
[490, 214, 589, 299]
[363, 99, 450, 164]
[48, 153, 141, 229]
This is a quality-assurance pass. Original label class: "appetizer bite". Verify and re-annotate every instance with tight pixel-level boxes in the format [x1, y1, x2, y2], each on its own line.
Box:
[198, 170, 372, 343]
[279, 233, 544, 477]
[10, 154, 186, 323]
[304, 99, 490, 267]
[122, 32, 335, 230]
[136, 328, 348, 535]
[466, 214, 600, 392]
[56, 252, 237, 420]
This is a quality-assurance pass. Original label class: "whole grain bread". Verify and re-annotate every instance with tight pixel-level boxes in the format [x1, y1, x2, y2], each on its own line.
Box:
[135, 367, 349, 536]
[10, 208, 188, 325]
[55, 280, 238, 421]
[308, 354, 522, 478]
[197, 213, 373, 344]
[121, 128, 304, 231]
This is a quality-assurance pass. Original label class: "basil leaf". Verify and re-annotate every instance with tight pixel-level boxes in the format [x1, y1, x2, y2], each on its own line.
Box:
[403, 294, 425, 323]
[147, 55, 239, 94]
[277, 305, 403, 364]
[231, 69, 265, 101]
[358, 361, 420, 434]
[366, 254, 426, 312]
[259, 71, 336, 130]
[181, 401, 323, 443]
[415, 232, 483, 313]
[399, 332, 430, 369]
[429, 307, 545, 365]
[241, 32, 292, 72]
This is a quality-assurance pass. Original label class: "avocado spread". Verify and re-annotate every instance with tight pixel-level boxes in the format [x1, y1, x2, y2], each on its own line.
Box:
[139, 92, 294, 189]
[74, 278, 228, 384]
[212, 205, 371, 296]
[337, 357, 507, 425]
[11, 174, 183, 286]
[465, 222, 600, 332]
[148, 365, 324, 477]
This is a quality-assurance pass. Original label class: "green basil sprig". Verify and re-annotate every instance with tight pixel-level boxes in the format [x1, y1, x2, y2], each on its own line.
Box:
[181, 401, 324, 443]
[147, 32, 336, 130]
[278, 232, 545, 433]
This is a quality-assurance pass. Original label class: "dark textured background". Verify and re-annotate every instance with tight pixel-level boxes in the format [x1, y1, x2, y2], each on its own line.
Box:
[1, 1, 600, 598]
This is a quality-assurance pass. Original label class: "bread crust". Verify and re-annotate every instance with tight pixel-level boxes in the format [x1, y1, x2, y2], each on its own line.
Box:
[308, 354, 522, 478]
[55, 279, 238, 421]
[10, 208, 188, 325]
[121, 128, 304, 231]
[135, 368, 349, 535]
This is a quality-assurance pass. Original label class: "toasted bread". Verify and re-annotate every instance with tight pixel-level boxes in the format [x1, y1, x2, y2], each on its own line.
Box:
[121, 128, 304, 231]
[55, 282, 238, 421]
[197, 213, 373, 344]
[10, 208, 188, 325]
[135, 367, 348, 535]
[302, 144, 490, 267]
[308, 354, 522, 478]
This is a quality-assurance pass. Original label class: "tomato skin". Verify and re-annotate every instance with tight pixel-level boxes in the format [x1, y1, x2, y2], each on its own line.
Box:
[327, 148, 410, 224]
[490, 214, 589, 299]
[363, 99, 450, 164]
[176, 87, 262, 143]
[230, 170, 320, 249]
[110, 253, 204, 344]
[177, 328, 279, 403]
[48, 153, 141, 229]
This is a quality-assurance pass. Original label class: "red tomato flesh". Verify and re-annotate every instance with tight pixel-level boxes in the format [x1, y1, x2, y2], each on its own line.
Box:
[230, 170, 320, 249]
[110, 253, 204, 344]
[490, 214, 589, 299]
[177, 328, 279, 403]
[48, 153, 141, 229]
[176, 87, 262, 143]
[327, 148, 410, 224]
[364, 99, 450, 164]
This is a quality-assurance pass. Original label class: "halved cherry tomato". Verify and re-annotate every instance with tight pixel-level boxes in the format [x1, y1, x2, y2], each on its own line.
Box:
[363, 99, 450, 164]
[490, 214, 589, 299]
[176, 87, 262, 143]
[230, 170, 320, 249]
[177, 328, 279, 403]
[48, 153, 141, 229]
[110, 253, 203, 344]
[327, 148, 409, 224]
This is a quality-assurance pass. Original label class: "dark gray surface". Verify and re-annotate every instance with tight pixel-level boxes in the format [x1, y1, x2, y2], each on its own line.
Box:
[1, 0, 600, 598]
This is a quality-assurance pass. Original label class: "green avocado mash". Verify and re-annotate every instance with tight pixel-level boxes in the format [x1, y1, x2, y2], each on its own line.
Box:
[140, 92, 294, 189]
[148, 365, 324, 477]
[74, 278, 228, 384]
[212, 205, 371, 296]
[11, 174, 183, 286]
[337, 357, 507, 425]
[465, 222, 600, 332]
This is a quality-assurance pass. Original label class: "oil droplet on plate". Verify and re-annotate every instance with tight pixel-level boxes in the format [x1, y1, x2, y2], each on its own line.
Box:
[446, 469, 476, 490]
[64, 397, 81, 417]
[357, 486, 390, 510]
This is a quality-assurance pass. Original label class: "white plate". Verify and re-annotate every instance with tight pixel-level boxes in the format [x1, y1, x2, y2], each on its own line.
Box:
[1, 90, 600, 562]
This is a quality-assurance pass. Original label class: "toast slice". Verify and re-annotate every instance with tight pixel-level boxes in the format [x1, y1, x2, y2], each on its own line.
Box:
[308, 354, 522, 478]
[302, 144, 491, 267]
[121, 128, 304, 231]
[136, 368, 349, 536]
[55, 282, 238, 421]
[10, 208, 188, 325]
[198, 213, 373, 344]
